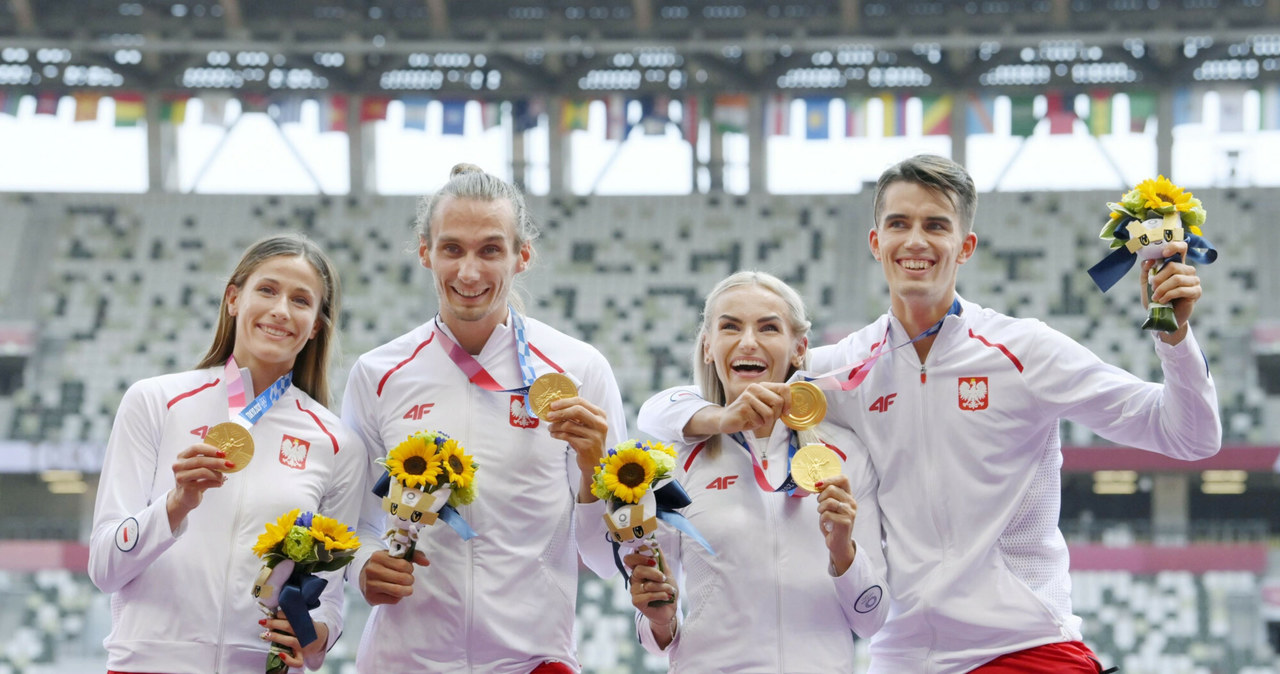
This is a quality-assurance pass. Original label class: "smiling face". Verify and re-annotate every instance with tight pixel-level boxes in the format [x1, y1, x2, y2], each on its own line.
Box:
[702, 285, 807, 403]
[869, 180, 977, 323]
[225, 254, 324, 387]
[420, 196, 531, 350]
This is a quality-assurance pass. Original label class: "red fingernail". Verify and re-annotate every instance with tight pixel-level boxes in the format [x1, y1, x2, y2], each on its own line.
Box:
[814, 481, 824, 488]
[258, 618, 267, 626]
[225, 461, 235, 468]
[216, 450, 226, 458]
[647, 559, 657, 566]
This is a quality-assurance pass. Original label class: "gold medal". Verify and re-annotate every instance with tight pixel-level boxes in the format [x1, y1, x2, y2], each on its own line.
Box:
[528, 372, 578, 422]
[781, 380, 826, 430]
[790, 443, 842, 493]
[205, 421, 254, 473]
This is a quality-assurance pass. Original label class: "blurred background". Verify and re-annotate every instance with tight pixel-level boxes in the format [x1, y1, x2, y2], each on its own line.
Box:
[1, 1, 1279, 672]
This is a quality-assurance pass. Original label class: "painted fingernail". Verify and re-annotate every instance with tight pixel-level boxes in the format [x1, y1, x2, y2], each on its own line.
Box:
[258, 618, 267, 626]
[225, 461, 235, 468]
[647, 559, 657, 566]
[216, 450, 226, 458]
[260, 631, 270, 640]
[814, 481, 824, 488]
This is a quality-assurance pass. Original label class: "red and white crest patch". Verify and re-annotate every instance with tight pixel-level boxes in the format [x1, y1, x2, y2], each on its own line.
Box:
[509, 394, 539, 429]
[958, 377, 988, 410]
[279, 435, 310, 469]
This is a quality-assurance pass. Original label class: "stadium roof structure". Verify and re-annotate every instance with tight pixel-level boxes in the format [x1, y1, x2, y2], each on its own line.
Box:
[2, 0, 1279, 97]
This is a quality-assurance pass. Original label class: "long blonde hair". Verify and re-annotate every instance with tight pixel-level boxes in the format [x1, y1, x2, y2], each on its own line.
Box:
[196, 233, 341, 406]
[692, 271, 812, 454]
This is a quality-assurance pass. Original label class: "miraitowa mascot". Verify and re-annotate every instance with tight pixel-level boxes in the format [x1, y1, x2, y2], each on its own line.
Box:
[605, 483, 661, 556]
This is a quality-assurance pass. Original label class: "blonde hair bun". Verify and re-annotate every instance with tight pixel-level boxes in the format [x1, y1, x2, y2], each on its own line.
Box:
[450, 162, 485, 178]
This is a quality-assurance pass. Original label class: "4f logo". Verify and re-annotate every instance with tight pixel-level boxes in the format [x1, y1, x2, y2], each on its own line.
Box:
[868, 393, 897, 413]
[958, 377, 988, 411]
[705, 475, 738, 490]
[403, 403, 434, 420]
[190, 426, 209, 439]
[509, 395, 539, 429]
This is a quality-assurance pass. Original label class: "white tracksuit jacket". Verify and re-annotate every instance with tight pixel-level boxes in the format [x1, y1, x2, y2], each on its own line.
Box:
[89, 366, 366, 673]
[636, 421, 889, 672]
[638, 297, 1221, 674]
[342, 314, 627, 673]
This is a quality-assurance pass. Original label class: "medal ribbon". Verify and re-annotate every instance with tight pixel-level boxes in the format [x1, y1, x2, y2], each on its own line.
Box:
[798, 297, 962, 393]
[223, 357, 293, 429]
[728, 431, 804, 496]
[433, 307, 543, 413]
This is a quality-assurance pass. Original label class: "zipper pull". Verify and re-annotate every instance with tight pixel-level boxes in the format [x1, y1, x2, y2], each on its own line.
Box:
[920, 365, 927, 384]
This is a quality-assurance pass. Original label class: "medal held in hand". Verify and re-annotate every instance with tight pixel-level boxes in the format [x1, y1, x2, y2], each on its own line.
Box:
[528, 372, 578, 421]
[790, 444, 842, 494]
[781, 381, 826, 431]
[206, 422, 254, 473]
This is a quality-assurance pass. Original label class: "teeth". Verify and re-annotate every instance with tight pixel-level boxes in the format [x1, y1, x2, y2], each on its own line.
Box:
[731, 358, 768, 371]
[455, 288, 486, 298]
[901, 259, 932, 270]
[260, 325, 291, 337]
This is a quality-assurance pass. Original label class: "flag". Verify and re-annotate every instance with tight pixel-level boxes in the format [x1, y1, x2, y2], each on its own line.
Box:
[804, 97, 830, 140]
[845, 94, 866, 137]
[319, 94, 348, 132]
[0, 91, 20, 116]
[1127, 90, 1156, 133]
[512, 98, 543, 132]
[713, 93, 749, 134]
[1261, 83, 1280, 131]
[360, 96, 391, 122]
[113, 92, 146, 127]
[34, 91, 59, 116]
[1172, 86, 1204, 127]
[880, 92, 906, 137]
[767, 93, 791, 136]
[1010, 95, 1037, 137]
[605, 94, 626, 140]
[682, 94, 702, 147]
[403, 96, 429, 131]
[160, 94, 189, 124]
[201, 92, 229, 126]
[1217, 85, 1246, 133]
[1045, 91, 1075, 134]
[240, 93, 269, 114]
[966, 93, 995, 135]
[441, 99, 466, 135]
[73, 92, 100, 121]
[480, 100, 502, 130]
[920, 94, 952, 136]
[1088, 89, 1112, 136]
[640, 94, 668, 135]
[272, 95, 303, 124]
[560, 99, 589, 132]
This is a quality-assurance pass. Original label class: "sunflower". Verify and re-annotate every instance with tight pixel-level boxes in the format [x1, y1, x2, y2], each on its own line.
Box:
[599, 447, 657, 504]
[253, 508, 300, 558]
[309, 513, 360, 551]
[1136, 175, 1193, 215]
[438, 438, 476, 489]
[386, 433, 443, 490]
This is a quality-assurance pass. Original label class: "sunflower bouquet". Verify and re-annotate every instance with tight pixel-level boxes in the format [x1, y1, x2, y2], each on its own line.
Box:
[373, 430, 478, 559]
[592, 439, 679, 604]
[1090, 175, 1214, 332]
[250, 509, 359, 674]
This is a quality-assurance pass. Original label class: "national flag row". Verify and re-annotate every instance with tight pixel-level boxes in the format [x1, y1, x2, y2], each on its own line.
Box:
[2, 86, 1277, 136]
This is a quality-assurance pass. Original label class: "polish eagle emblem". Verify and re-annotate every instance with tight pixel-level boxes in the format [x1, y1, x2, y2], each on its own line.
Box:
[958, 377, 988, 411]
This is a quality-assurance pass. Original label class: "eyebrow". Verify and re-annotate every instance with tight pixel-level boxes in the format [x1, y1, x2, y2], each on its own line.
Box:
[259, 277, 317, 297]
[717, 313, 783, 324]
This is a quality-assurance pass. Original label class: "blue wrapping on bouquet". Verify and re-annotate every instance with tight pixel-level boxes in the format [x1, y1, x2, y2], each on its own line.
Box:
[1087, 232, 1218, 293]
[278, 571, 327, 647]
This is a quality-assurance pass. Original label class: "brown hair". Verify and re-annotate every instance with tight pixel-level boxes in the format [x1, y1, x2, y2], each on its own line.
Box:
[196, 233, 341, 406]
[872, 154, 978, 235]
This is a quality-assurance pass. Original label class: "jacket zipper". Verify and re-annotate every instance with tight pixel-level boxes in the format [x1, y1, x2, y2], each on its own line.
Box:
[214, 444, 248, 673]
[768, 464, 785, 670]
[465, 386, 475, 673]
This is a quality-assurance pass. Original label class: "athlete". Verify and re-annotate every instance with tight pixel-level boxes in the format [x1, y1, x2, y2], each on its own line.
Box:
[344, 164, 628, 673]
[89, 234, 364, 673]
[638, 155, 1221, 673]
[628, 271, 888, 672]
